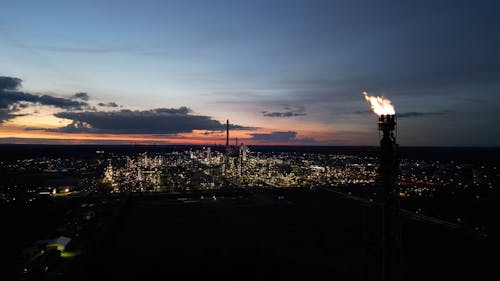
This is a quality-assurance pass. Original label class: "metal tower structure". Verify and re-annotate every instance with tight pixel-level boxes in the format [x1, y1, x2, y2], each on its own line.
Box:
[378, 114, 401, 281]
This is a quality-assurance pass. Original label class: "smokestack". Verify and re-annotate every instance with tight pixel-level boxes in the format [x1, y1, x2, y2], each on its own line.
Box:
[226, 119, 229, 148]
[236, 137, 238, 146]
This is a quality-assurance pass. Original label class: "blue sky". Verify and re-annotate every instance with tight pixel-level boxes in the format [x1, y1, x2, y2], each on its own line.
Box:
[1, 0, 499, 145]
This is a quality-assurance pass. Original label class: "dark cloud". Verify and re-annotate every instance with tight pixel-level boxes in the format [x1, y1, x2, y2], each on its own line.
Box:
[149, 107, 190, 114]
[397, 110, 450, 118]
[98, 102, 120, 107]
[262, 106, 306, 118]
[202, 130, 223, 135]
[249, 131, 315, 143]
[72, 92, 89, 101]
[0, 76, 22, 90]
[262, 111, 306, 118]
[38, 94, 88, 109]
[0, 92, 87, 110]
[0, 76, 89, 123]
[49, 107, 252, 134]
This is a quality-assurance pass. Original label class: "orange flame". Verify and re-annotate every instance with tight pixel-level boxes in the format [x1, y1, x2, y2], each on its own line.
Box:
[363, 91, 395, 116]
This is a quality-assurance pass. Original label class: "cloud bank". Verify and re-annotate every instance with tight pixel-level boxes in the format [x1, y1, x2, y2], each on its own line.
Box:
[249, 131, 315, 143]
[50, 107, 252, 134]
[262, 106, 306, 118]
[98, 102, 120, 107]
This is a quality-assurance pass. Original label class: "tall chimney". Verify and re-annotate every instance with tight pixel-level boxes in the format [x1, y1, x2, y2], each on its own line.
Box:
[226, 119, 229, 148]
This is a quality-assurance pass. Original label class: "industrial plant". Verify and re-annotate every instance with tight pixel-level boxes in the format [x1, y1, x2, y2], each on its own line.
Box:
[1, 95, 497, 280]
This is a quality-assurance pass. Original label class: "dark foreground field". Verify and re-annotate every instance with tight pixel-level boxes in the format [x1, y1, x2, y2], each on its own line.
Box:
[72, 189, 495, 281]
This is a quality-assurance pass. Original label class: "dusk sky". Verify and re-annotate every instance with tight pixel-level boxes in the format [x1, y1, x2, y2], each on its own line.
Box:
[1, 0, 499, 146]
